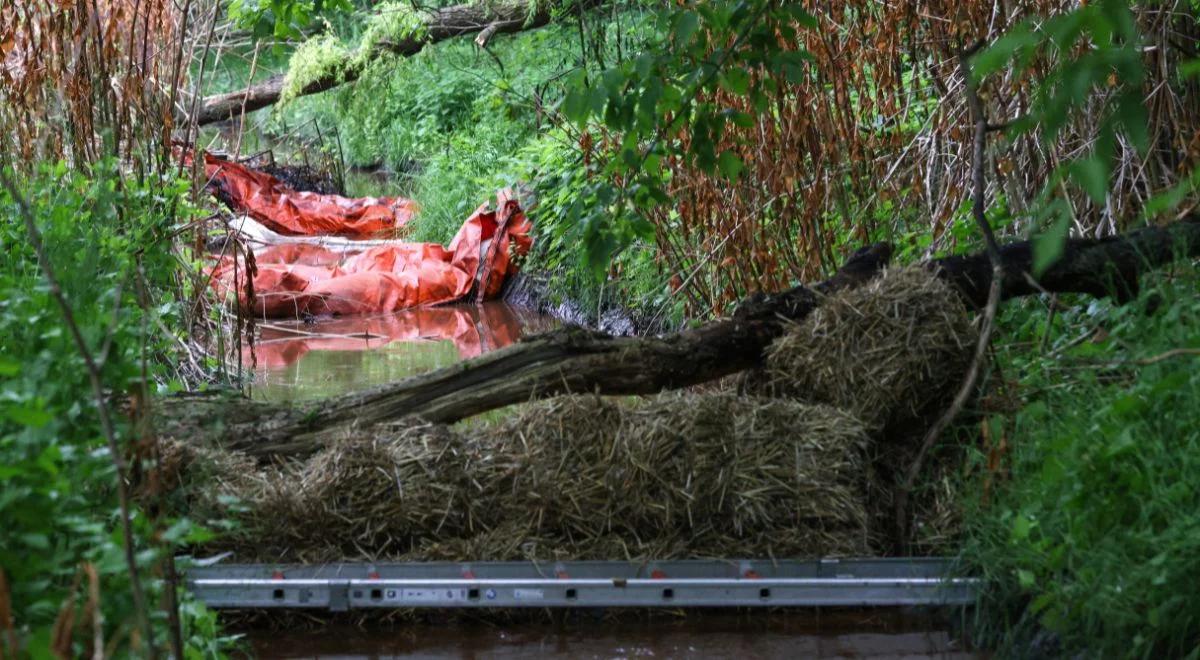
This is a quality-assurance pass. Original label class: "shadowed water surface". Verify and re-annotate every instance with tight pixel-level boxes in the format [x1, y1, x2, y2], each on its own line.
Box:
[246, 611, 981, 659]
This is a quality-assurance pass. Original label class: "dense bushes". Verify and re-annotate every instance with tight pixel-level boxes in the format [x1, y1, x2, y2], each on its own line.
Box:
[963, 265, 1200, 657]
[0, 164, 233, 657]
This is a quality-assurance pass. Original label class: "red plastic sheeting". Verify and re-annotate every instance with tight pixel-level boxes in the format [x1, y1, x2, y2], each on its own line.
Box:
[203, 152, 418, 236]
[246, 304, 558, 370]
[211, 190, 533, 318]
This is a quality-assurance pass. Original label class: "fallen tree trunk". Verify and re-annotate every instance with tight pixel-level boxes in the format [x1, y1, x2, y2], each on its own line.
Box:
[168, 217, 1200, 457]
[194, 1, 560, 126]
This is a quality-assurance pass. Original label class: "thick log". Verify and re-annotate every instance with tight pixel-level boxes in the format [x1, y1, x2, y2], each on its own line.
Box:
[175, 217, 1200, 457]
[936, 218, 1200, 307]
[194, 1, 557, 126]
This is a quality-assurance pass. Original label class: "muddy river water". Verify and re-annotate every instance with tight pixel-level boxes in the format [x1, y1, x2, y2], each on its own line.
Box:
[241, 306, 979, 658]
[245, 303, 559, 402]
[245, 611, 979, 659]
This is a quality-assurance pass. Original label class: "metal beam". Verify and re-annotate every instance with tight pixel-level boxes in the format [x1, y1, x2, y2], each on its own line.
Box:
[185, 558, 976, 610]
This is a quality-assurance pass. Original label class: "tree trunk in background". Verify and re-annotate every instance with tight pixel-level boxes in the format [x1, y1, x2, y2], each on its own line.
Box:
[194, 1, 560, 126]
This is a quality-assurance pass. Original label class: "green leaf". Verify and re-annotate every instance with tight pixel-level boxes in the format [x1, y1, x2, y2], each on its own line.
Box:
[6, 405, 52, 427]
[717, 150, 743, 182]
[674, 11, 700, 48]
[1012, 515, 1034, 541]
[781, 6, 817, 29]
[20, 533, 50, 550]
[1114, 92, 1149, 154]
[973, 24, 1038, 79]
[1017, 568, 1037, 589]
[1032, 204, 1072, 276]
[0, 356, 18, 376]
[728, 110, 755, 129]
[719, 67, 751, 96]
[1069, 156, 1110, 204]
[561, 88, 589, 125]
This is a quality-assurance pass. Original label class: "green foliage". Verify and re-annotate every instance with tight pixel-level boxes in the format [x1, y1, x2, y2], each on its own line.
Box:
[275, 1, 429, 105]
[354, 2, 428, 63]
[506, 131, 676, 321]
[227, 0, 353, 39]
[259, 4, 680, 302]
[280, 34, 353, 104]
[559, 0, 816, 274]
[973, 0, 1148, 274]
[282, 21, 587, 238]
[962, 264, 1200, 658]
[0, 163, 235, 656]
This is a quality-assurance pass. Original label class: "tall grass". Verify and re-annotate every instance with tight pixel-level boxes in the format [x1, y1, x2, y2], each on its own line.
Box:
[962, 260, 1200, 658]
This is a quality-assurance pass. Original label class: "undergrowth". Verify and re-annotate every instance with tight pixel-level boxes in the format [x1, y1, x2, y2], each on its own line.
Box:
[269, 13, 675, 324]
[0, 163, 237, 655]
[962, 260, 1200, 658]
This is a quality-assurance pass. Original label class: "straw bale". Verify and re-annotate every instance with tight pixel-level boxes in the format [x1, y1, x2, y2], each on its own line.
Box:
[184, 393, 876, 562]
[471, 393, 872, 560]
[156, 439, 263, 519]
[760, 266, 977, 431]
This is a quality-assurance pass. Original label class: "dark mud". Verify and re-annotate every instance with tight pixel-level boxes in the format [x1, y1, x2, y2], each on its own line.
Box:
[502, 271, 669, 337]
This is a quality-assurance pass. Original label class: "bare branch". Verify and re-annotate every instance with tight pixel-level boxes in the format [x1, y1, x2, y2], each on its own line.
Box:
[895, 44, 1008, 550]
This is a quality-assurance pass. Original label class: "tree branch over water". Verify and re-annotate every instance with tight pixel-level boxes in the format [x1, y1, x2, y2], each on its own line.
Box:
[193, 0, 592, 126]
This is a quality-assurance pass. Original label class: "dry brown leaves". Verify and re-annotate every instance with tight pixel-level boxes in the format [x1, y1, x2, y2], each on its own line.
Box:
[654, 1, 1200, 317]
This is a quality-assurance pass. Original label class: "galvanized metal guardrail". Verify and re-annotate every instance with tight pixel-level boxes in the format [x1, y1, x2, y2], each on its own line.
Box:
[185, 558, 976, 611]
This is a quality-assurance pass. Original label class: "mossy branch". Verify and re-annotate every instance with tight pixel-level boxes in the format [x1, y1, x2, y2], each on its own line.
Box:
[196, 0, 591, 124]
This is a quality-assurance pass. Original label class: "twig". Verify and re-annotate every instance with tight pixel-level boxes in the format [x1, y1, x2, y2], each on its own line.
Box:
[0, 172, 156, 656]
[1137, 347, 1200, 364]
[0, 569, 16, 656]
[233, 42, 262, 162]
[1039, 294, 1059, 354]
[133, 260, 183, 660]
[895, 44, 1006, 551]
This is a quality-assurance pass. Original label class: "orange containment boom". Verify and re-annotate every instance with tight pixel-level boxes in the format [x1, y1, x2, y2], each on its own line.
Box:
[203, 152, 419, 236]
[210, 189, 533, 318]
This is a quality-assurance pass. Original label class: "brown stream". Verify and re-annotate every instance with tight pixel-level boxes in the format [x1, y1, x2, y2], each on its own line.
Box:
[245, 611, 980, 659]
[244, 303, 559, 403]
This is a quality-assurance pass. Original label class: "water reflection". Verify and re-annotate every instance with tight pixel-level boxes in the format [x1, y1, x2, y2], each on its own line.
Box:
[245, 303, 558, 402]
[247, 611, 980, 659]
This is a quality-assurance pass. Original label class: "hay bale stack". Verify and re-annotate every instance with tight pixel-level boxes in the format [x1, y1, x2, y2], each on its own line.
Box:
[186, 421, 493, 562]
[616, 394, 870, 545]
[418, 393, 871, 560]
[471, 395, 628, 544]
[282, 421, 488, 561]
[761, 266, 977, 431]
[182, 393, 876, 562]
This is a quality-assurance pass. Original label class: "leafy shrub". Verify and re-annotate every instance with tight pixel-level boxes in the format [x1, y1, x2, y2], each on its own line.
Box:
[963, 263, 1200, 658]
[0, 163, 234, 657]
